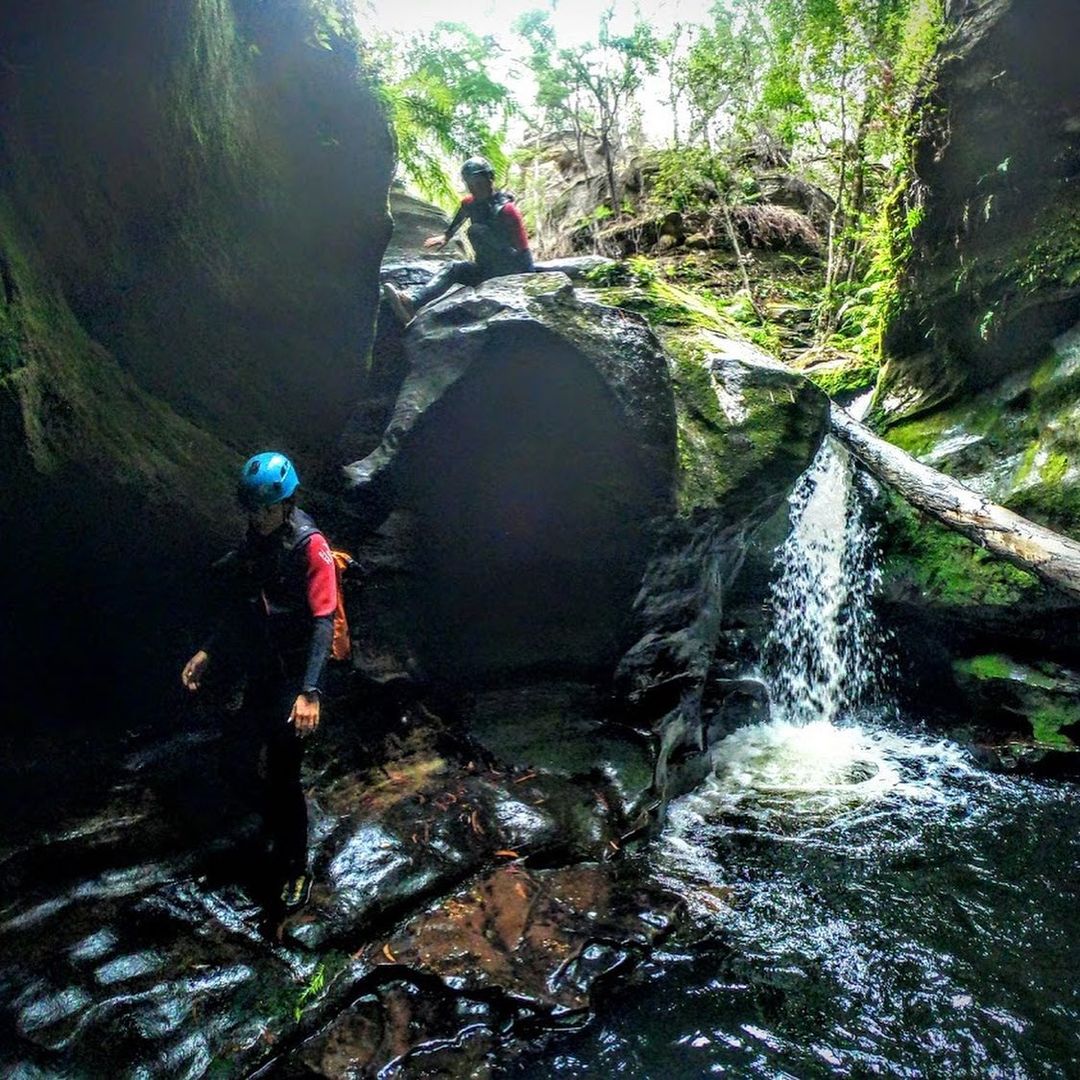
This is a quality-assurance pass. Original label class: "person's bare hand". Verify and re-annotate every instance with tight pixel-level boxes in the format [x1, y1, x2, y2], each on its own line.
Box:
[181, 650, 209, 692]
[423, 234, 446, 250]
[290, 692, 321, 737]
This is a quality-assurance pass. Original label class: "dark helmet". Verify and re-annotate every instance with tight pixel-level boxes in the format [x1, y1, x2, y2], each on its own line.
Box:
[237, 451, 299, 510]
[461, 156, 496, 182]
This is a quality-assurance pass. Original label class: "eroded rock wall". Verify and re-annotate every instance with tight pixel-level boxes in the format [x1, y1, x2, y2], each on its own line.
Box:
[872, 0, 1080, 752]
[0, 0, 393, 745]
[880, 0, 1080, 415]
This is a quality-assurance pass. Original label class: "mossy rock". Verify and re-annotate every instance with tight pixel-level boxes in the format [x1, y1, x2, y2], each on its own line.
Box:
[587, 277, 828, 518]
[879, 323, 1080, 540]
[792, 344, 879, 399]
[952, 653, 1080, 749]
[665, 332, 828, 518]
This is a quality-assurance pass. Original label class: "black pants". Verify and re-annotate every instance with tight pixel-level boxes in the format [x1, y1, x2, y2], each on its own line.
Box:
[413, 260, 484, 308]
[244, 678, 307, 878]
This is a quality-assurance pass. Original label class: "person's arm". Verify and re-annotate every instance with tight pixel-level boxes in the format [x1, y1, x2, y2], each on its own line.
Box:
[499, 201, 534, 270]
[181, 550, 245, 691]
[290, 534, 338, 735]
[424, 197, 472, 250]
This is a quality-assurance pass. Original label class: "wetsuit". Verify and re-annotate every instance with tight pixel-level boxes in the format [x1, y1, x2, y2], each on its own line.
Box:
[207, 507, 336, 878]
[413, 191, 535, 308]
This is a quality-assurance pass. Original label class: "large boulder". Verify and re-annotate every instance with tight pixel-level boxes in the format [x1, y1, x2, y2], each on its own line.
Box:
[0, 1, 393, 745]
[605, 302, 830, 800]
[345, 271, 677, 682]
[347, 255, 828, 803]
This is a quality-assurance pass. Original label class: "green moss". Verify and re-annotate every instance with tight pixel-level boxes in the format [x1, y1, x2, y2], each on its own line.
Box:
[804, 359, 880, 398]
[1029, 704, 1078, 749]
[1029, 349, 1063, 392]
[0, 300, 23, 374]
[1007, 484, 1080, 538]
[662, 333, 730, 512]
[1015, 194, 1080, 296]
[663, 332, 724, 425]
[885, 411, 955, 458]
[0, 195, 236, 508]
[1015, 441, 1040, 486]
[954, 653, 1013, 680]
[522, 272, 571, 299]
[596, 278, 738, 336]
[954, 654, 1061, 689]
[880, 494, 1043, 606]
[661, 326, 824, 516]
[1039, 451, 1069, 485]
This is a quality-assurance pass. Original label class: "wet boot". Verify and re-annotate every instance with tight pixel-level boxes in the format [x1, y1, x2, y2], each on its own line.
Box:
[279, 870, 312, 911]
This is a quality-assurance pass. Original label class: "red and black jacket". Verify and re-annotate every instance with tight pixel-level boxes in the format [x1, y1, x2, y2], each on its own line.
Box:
[208, 508, 337, 692]
[446, 192, 534, 278]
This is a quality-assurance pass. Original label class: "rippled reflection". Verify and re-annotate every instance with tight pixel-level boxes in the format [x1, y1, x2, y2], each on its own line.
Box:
[506, 714, 1080, 1078]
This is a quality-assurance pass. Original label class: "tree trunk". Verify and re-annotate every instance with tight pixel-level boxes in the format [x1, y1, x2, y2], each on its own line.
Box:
[829, 404, 1080, 600]
[719, 204, 766, 321]
[601, 130, 620, 216]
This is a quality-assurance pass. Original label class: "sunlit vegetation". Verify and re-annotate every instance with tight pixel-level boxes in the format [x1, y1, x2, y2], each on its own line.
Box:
[369, 1, 945, 367]
[362, 22, 514, 205]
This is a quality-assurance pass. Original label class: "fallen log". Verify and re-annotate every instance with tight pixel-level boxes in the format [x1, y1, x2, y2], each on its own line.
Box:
[829, 403, 1080, 601]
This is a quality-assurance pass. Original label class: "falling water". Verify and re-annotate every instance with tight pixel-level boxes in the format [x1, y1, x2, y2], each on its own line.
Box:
[508, 397, 1080, 1080]
[763, 418, 887, 727]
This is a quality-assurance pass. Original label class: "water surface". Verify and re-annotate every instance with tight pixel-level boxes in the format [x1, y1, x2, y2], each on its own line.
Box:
[503, 712, 1080, 1078]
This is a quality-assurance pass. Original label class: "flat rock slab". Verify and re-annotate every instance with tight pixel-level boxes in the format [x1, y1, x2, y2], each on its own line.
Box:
[0, 701, 675, 1077]
[297, 864, 681, 1076]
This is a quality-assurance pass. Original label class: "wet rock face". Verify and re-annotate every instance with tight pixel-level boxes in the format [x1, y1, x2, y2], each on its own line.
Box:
[882, 0, 1080, 413]
[299, 865, 678, 1076]
[347, 273, 677, 682]
[0, 709, 677, 1077]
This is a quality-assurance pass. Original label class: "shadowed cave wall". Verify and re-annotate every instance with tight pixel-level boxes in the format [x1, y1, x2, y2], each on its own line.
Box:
[0, 1, 394, 775]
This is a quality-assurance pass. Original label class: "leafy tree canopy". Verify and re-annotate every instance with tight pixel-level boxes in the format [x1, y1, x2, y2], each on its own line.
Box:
[365, 21, 514, 204]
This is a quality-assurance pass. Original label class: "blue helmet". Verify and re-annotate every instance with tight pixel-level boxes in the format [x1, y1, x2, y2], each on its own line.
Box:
[237, 451, 299, 509]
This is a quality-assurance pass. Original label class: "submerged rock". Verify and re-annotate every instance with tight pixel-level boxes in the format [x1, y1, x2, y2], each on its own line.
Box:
[299, 865, 679, 1076]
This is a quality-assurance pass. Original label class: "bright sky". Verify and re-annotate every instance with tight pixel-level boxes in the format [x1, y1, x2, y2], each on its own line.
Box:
[358, 0, 718, 142]
[362, 0, 713, 44]
[358, 0, 721, 143]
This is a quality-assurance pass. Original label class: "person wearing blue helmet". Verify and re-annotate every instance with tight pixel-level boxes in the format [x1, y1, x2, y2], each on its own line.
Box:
[181, 451, 337, 912]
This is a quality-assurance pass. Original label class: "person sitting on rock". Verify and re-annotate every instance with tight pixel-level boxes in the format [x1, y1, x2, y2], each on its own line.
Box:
[383, 155, 534, 324]
[181, 451, 337, 913]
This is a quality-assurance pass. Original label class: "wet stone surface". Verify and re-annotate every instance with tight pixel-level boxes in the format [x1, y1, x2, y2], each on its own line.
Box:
[295, 864, 680, 1077]
[0, 688, 681, 1077]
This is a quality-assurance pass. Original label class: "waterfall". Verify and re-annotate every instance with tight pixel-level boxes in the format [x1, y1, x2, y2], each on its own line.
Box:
[761, 437, 881, 726]
[763, 403, 888, 728]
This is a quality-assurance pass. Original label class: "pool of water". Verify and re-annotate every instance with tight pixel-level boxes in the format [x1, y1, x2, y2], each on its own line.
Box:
[502, 711, 1080, 1078]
